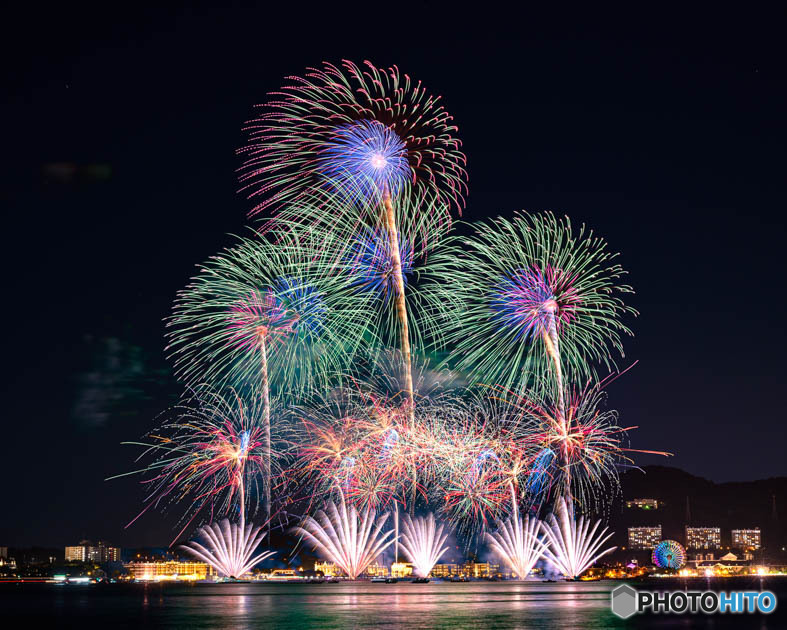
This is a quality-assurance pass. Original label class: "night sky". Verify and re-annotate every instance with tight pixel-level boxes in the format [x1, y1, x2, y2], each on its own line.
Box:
[2, 4, 785, 547]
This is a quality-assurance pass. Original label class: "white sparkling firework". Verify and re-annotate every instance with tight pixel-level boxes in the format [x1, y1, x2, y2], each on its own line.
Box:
[183, 518, 275, 579]
[293, 492, 395, 579]
[485, 504, 548, 579]
[399, 513, 451, 578]
[540, 497, 616, 579]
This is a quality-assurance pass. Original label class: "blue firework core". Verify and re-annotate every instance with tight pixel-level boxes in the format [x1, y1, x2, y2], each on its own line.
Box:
[319, 120, 410, 199]
[272, 276, 326, 340]
[524, 447, 554, 498]
[489, 266, 580, 341]
[349, 228, 414, 301]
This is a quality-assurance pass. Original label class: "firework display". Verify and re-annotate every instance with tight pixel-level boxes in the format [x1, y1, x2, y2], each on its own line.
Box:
[167, 226, 374, 517]
[652, 540, 687, 570]
[485, 503, 548, 579]
[183, 519, 275, 578]
[114, 389, 275, 539]
[238, 59, 467, 217]
[440, 211, 636, 398]
[292, 492, 395, 579]
[119, 59, 669, 581]
[398, 513, 451, 578]
[540, 497, 617, 579]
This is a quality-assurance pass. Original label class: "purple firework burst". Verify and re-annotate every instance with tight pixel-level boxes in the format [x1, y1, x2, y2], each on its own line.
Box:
[490, 266, 581, 341]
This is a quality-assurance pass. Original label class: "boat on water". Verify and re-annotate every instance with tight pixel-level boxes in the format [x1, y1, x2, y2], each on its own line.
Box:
[412, 577, 430, 584]
[370, 576, 387, 583]
[267, 569, 302, 582]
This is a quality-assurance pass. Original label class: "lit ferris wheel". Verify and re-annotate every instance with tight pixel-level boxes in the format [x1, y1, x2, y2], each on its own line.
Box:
[652, 540, 686, 569]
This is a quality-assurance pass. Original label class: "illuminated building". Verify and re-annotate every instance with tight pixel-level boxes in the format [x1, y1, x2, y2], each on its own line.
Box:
[362, 562, 388, 577]
[65, 540, 121, 563]
[65, 546, 86, 562]
[625, 499, 659, 510]
[125, 560, 215, 581]
[431, 563, 460, 578]
[391, 562, 413, 578]
[685, 527, 721, 550]
[628, 526, 662, 550]
[462, 562, 499, 578]
[694, 552, 749, 576]
[314, 561, 339, 576]
[731, 528, 761, 550]
[0, 547, 7, 559]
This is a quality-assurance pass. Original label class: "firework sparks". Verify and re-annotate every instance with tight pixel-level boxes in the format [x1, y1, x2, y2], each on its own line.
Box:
[441, 211, 637, 398]
[183, 519, 275, 579]
[238, 59, 467, 216]
[485, 503, 548, 579]
[399, 513, 451, 578]
[292, 491, 395, 580]
[540, 497, 617, 579]
[114, 389, 276, 538]
[318, 120, 410, 201]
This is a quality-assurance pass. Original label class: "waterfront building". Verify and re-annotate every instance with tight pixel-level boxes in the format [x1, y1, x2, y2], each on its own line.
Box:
[731, 528, 761, 550]
[362, 562, 388, 578]
[628, 526, 662, 550]
[694, 552, 749, 576]
[391, 562, 413, 578]
[268, 569, 301, 580]
[462, 562, 500, 578]
[314, 561, 339, 577]
[431, 563, 460, 578]
[685, 527, 721, 550]
[625, 499, 659, 510]
[125, 560, 215, 581]
[65, 540, 121, 563]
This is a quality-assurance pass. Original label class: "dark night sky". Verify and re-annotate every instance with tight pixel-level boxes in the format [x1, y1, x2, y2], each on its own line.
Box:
[2, 4, 785, 547]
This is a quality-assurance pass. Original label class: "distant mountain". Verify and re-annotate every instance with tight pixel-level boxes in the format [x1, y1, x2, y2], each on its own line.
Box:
[610, 466, 787, 549]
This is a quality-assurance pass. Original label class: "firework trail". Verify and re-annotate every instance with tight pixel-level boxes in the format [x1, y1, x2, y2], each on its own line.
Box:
[292, 490, 395, 579]
[238, 61, 466, 420]
[540, 497, 616, 579]
[440, 211, 636, 410]
[277, 184, 459, 421]
[399, 513, 451, 578]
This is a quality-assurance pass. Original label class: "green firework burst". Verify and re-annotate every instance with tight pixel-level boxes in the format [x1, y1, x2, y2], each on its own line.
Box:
[439, 211, 637, 394]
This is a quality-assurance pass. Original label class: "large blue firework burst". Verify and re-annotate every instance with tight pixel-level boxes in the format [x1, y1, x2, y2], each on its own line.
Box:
[318, 120, 410, 201]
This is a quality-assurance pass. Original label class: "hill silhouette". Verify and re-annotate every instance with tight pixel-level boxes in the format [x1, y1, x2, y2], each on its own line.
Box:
[610, 466, 787, 550]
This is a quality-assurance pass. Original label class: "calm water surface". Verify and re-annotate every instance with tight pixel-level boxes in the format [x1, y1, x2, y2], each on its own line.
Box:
[2, 578, 784, 629]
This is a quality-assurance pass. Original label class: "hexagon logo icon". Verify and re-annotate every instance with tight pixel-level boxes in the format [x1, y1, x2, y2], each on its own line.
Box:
[611, 584, 638, 619]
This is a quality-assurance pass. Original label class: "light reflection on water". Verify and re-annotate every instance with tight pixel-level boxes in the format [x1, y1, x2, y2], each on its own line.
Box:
[5, 580, 785, 629]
